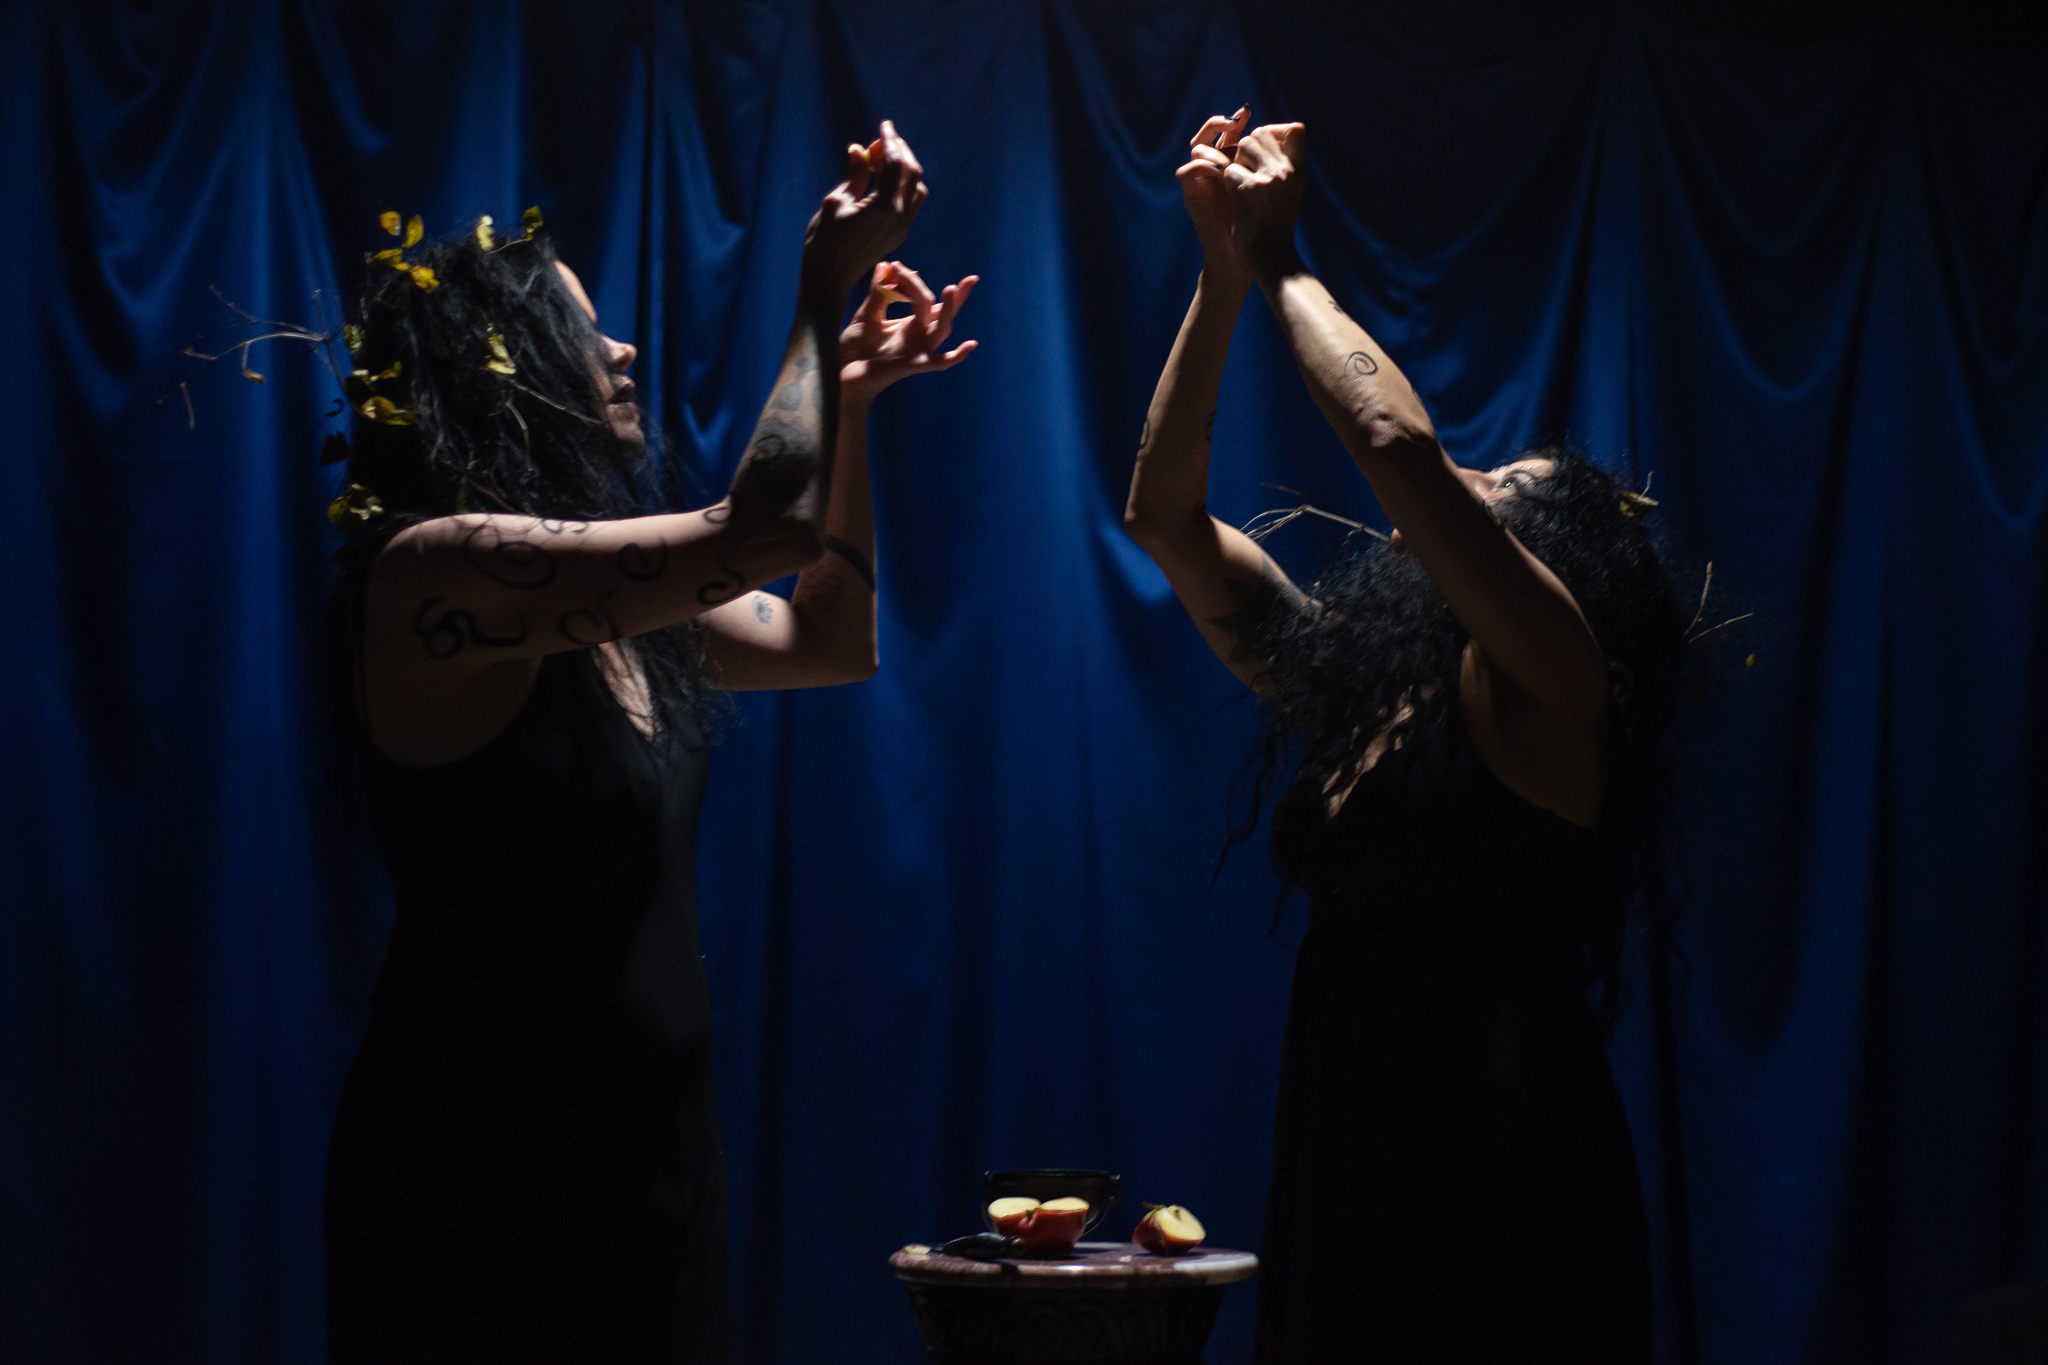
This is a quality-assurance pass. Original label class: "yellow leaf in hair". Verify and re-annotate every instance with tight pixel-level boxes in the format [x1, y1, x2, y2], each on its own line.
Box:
[343, 323, 363, 354]
[380, 211, 401, 236]
[374, 361, 402, 382]
[327, 493, 351, 531]
[360, 396, 414, 425]
[522, 205, 544, 235]
[484, 332, 516, 375]
[371, 248, 406, 270]
[475, 215, 496, 250]
[404, 215, 424, 248]
[241, 365, 266, 384]
[409, 265, 440, 292]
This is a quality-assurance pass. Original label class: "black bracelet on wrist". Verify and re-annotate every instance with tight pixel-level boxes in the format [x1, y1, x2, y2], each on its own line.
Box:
[823, 535, 876, 591]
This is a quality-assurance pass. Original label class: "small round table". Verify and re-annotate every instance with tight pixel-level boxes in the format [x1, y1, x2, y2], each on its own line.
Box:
[888, 1240, 1258, 1365]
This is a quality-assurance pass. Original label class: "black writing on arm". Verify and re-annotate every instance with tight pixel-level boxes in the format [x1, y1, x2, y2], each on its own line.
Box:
[413, 598, 530, 658]
[558, 589, 622, 648]
[1203, 554, 1310, 666]
[1345, 350, 1379, 377]
[459, 519, 588, 589]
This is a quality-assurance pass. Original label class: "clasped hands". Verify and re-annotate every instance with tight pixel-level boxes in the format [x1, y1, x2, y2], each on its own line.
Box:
[1176, 108, 1309, 286]
[801, 120, 978, 403]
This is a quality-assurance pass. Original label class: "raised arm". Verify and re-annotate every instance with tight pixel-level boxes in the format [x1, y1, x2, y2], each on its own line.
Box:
[1225, 122, 1607, 722]
[1125, 109, 1313, 695]
[701, 260, 978, 690]
[364, 122, 927, 676]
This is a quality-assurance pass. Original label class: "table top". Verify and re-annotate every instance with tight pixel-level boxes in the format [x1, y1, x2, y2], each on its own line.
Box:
[889, 1241, 1258, 1288]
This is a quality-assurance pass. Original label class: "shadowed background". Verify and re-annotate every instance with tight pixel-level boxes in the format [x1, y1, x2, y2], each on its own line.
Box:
[3, 2, 2045, 1362]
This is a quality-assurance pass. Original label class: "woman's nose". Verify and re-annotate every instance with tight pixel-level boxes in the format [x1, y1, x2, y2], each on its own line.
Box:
[608, 336, 636, 370]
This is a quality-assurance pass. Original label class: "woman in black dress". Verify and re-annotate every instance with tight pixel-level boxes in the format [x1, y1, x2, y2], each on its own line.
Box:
[322, 123, 977, 1361]
[1125, 112, 1687, 1362]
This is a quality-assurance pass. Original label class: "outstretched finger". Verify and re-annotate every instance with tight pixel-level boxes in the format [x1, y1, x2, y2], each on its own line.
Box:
[932, 274, 979, 342]
[932, 338, 978, 369]
[1189, 107, 1249, 150]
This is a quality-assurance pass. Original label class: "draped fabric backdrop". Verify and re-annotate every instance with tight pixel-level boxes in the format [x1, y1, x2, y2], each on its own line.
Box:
[4, 2, 2044, 1362]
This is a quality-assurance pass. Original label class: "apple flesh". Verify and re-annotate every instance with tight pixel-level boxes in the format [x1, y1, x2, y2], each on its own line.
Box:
[1011, 1196, 1090, 1252]
[1133, 1204, 1205, 1255]
[987, 1196, 1041, 1237]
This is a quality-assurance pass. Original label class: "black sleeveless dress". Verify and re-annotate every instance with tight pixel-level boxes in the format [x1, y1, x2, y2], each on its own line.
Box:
[325, 651, 735, 1363]
[1256, 706, 1652, 1363]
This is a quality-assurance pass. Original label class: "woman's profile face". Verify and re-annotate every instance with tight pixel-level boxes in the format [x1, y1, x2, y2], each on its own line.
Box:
[553, 261, 644, 450]
[1462, 456, 1555, 509]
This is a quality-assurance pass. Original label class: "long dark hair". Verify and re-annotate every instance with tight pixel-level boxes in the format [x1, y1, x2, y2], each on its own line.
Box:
[326, 218, 717, 756]
[1235, 448, 1689, 1024]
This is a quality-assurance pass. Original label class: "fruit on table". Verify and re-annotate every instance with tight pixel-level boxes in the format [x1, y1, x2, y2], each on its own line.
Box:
[987, 1197, 1042, 1237]
[985, 1196, 1090, 1251]
[1133, 1203, 1205, 1255]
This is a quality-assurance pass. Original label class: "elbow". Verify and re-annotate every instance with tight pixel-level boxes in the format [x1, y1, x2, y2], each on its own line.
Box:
[1123, 500, 1173, 552]
[1341, 390, 1436, 462]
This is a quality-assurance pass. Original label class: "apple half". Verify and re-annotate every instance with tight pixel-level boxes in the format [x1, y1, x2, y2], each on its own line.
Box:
[1133, 1203, 1205, 1255]
[987, 1196, 1041, 1237]
[1002, 1196, 1090, 1252]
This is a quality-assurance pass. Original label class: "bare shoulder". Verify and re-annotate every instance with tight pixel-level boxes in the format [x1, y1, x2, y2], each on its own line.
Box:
[1457, 640, 1607, 828]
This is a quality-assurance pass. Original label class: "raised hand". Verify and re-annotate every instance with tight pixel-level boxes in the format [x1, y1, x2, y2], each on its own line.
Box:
[1222, 121, 1308, 280]
[839, 262, 979, 403]
[803, 120, 930, 299]
[1177, 107, 1251, 276]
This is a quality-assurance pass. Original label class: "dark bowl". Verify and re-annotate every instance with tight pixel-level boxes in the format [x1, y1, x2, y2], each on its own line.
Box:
[980, 1169, 1122, 1235]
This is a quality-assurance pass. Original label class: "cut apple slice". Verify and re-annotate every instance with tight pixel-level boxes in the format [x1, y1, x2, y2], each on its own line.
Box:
[1134, 1203, 1205, 1255]
[987, 1196, 1041, 1237]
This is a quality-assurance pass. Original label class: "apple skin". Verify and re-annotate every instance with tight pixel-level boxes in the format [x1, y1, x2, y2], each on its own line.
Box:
[987, 1197, 1041, 1237]
[1133, 1204, 1205, 1255]
[1012, 1196, 1089, 1252]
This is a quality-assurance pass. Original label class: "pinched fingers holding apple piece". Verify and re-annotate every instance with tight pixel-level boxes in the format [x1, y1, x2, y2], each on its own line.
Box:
[805, 120, 929, 295]
[841, 261, 980, 400]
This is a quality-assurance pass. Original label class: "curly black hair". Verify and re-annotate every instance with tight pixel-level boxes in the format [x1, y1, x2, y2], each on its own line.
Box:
[1234, 448, 1689, 1026]
[326, 218, 718, 755]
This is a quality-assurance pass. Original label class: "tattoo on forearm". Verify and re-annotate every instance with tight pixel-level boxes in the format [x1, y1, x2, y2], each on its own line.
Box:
[1330, 298, 1350, 318]
[823, 535, 876, 591]
[752, 596, 775, 623]
[558, 589, 622, 647]
[695, 569, 746, 606]
[413, 598, 530, 658]
[769, 349, 819, 411]
[615, 540, 669, 582]
[1345, 351, 1379, 377]
[1203, 556, 1307, 664]
[460, 522, 557, 589]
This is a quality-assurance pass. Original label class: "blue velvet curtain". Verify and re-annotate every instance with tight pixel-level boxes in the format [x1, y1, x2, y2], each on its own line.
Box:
[4, 3, 2044, 1362]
